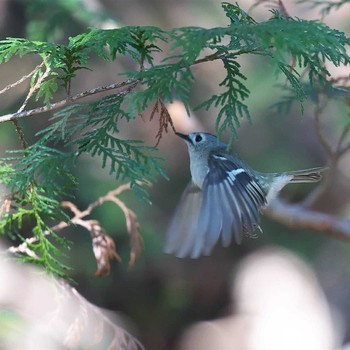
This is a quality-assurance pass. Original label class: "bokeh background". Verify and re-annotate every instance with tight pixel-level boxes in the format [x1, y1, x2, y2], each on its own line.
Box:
[1, 0, 350, 349]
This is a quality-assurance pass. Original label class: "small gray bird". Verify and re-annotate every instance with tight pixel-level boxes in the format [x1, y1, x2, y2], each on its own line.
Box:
[165, 132, 326, 258]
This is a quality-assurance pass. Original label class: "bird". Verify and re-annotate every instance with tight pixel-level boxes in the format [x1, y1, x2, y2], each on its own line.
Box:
[164, 132, 326, 258]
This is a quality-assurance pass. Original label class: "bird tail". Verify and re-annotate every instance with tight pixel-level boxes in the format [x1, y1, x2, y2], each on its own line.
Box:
[261, 166, 327, 203]
[282, 166, 327, 183]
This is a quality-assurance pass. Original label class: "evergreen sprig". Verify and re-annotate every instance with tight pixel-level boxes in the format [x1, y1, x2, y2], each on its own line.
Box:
[2, 145, 76, 196]
[125, 63, 194, 116]
[36, 93, 165, 199]
[196, 57, 250, 146]
[0, 159, 72, 277]
[1, 4, 348, 123]
[69, 26, 166, 64]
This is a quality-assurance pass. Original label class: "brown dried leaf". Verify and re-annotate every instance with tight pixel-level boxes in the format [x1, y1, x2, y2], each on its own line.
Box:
[124, 209, 144, 268]
[150, 97, 176, 146]
[129, 232, 144, 268]
[90, 220, 121, 277]
[149, 98, 159, 121]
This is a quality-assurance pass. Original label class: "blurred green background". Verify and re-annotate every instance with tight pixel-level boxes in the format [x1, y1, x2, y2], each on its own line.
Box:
[1, 0, 350, 349]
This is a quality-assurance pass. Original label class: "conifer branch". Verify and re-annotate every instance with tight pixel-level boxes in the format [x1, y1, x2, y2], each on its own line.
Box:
[0, 49, 260, 126]
[0, 78, 141, 124]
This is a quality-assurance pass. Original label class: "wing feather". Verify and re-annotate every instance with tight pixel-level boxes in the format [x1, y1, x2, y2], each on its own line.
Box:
[221, 179, 242, 245]
[199, 155, 266, 254]
[216, 182, 234, 247]
[165, 153, 267, 258]
[202, 183, 224, 255]
[164, 182, 203, 257]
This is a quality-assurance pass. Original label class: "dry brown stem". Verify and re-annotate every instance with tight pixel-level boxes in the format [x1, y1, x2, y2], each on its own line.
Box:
[7, 182, 145, 275]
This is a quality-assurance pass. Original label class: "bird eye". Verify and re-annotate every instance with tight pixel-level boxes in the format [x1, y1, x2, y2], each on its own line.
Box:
[195, 134, 202, 143]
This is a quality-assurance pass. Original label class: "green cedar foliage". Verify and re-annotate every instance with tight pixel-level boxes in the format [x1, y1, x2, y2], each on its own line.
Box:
[0, 2, 349, 277]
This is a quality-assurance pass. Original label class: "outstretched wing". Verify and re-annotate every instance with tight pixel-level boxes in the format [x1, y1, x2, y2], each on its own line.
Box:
[164, 182, 204, 258]
[197, 155, 267, 256]
[164, 155, 267, 258]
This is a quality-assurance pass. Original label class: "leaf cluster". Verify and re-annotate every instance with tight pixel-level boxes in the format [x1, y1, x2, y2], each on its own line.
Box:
[1, 3, 348, 132]
[0, 145, 75, 276]
[37, 93, 166, 198]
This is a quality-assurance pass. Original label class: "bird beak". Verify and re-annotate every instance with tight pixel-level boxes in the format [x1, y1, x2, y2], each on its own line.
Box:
[176, 132, 191, 142]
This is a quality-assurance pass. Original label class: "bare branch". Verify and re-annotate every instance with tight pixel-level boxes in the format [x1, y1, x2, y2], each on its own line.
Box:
[305, 81, 350, 207]
[265, 198, 350, 241]
[11, 119, 28, 149]
[8, 182, 145, 274]
[0, 78, 140, 124]
[0, 61, 45, 95]
[106, 192, 144, 268]
[7, 240, 39, 259]
[18, 57, 52, 114]
[9, 59, 51, 149]
[0, 50, 258, 126]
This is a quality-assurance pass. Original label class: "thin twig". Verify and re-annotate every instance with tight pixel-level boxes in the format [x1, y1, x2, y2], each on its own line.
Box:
[0, 79, 141, 124]
[0, 61, 45, 95]
[303, 93, 335, 207]
[11, 119, 28, 149]
[8, 182, 145, 269]
[18, 57, 51, 113]
[0, 49, 261, 125]
[12, 59, 51, 149]
[7, 240, 39, 258]
[105, 193, 143, 267]
[305, 82, 350, 207]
